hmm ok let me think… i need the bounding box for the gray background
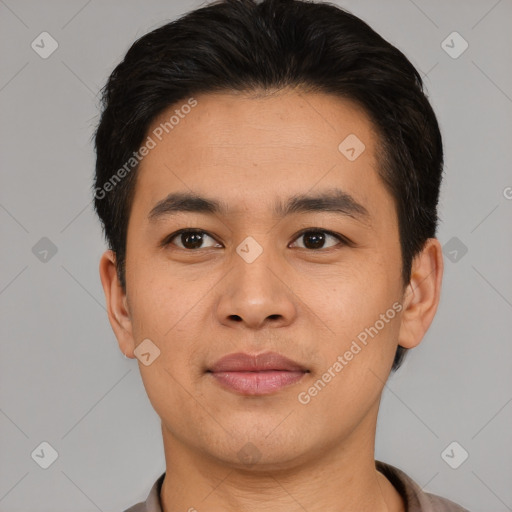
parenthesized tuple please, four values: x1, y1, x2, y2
(1, 0, 511, 511)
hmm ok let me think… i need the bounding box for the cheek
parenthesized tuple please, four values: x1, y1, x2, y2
(130, 277, 203, 415)
(313, 258, 402, 364)
(324, 257, 400, 316)
(127, 266, 210, 371)
(127, 255, 188, 334)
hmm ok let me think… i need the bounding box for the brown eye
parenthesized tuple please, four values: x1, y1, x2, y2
(162, 228, 347, 251)
(165, 230, 220, 250)
(290, 229, 345, 250)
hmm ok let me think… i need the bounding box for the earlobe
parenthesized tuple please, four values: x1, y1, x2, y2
(99, 250, 136, 358)
(397, 238, 444, 350)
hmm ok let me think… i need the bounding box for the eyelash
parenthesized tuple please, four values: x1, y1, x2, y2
(161, 228, 351, 251)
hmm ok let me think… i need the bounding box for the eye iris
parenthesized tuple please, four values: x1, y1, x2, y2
(181, 232, 204, 249)
(303, 231, 325, 249)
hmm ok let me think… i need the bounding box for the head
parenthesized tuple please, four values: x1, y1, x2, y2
(95, 0, 443, 469)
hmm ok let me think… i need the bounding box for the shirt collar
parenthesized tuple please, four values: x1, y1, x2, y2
(143, 471, 165, 512)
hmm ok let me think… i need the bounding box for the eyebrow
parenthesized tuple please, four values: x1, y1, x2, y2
(148, 188, 370, 224)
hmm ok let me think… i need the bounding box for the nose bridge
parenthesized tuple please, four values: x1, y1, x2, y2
(234, 239, 275, 294)
(215, 235, 296, 329)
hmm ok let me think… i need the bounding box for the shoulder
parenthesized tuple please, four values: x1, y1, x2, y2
(122, 503, 146, 512)
(375, 460, 471, 512)
(422, 491, 471, 512)
(121, 472, 166, 512)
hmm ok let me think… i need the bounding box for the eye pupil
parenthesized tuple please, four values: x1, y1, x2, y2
(303, 231, 325, 249)
(182, 232, 204, 249)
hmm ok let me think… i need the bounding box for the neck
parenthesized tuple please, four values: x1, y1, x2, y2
(159, 407, 404, 512)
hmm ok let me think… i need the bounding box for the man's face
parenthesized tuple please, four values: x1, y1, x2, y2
(122, 90, 406, 468)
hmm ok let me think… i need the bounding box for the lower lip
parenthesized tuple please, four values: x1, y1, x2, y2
(210, 370, 307, 395)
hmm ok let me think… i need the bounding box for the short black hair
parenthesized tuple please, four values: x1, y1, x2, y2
(93, 0, 444, 372)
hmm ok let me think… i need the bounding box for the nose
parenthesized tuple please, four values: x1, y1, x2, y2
(214, 245, 297, 330)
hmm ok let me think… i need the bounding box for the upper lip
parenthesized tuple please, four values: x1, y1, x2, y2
(208, 352, 309, 373)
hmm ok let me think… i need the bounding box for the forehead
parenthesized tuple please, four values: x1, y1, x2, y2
(131, 90, 393, 224)
(145, 89, 378, 163)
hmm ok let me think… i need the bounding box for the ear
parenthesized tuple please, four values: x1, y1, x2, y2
(99, 250, 136, 358)
(397, 238, 444, 349)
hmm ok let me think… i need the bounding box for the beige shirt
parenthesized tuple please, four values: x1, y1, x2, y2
(123, 460, 470, 512)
